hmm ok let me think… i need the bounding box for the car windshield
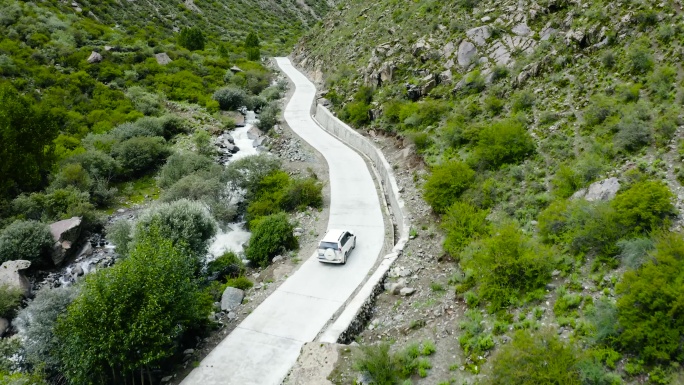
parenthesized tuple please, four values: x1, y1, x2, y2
(319, 241, 338, 249)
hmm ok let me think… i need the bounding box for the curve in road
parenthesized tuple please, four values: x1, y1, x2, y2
(180, 57, 385, 385)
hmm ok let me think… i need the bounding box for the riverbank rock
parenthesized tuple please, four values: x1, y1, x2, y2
(87, 51, 102, 64)
(0, 318, 8, 336)
(0, 260, 31, 297)
(49, 217, 82, 266)
(221, 287, 244, 312)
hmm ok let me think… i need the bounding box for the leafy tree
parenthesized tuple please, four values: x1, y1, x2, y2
(423, 160, 475, 214)
(110, 136, 169, 177)
(463, 223, 553, 311)
(487, 329, 582, 385)
(224, 154, 282, 199)
(56, 227, 212, 384)
(246, 213, 297, 267)
(470, 119, 535, 170)
(157, 152, 216, 189)
(15, 286, 79, 375)
(256, 102, 279, 132)
(0, 285, 23, 319)
(611, 180, 674, 234)
(212, 87, 247, 111)
(0, 220, 55, 265)
(0, 85, 59, 199)
(106, 219, 133, 257)
(245, 32, 260, 61)
(616, 232, 684, 363)
(178, 26, 205, 51)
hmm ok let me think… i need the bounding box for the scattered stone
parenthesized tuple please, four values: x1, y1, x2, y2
(572, 177, 620, 201)
(72, 265, 84, 277)
(272, 255, 285, 263)
(230, 65, 243, 73)
(0, 260, 31, 297)
(466, 26, 491, 46)
(400, 287, 416, 296)
(155, 53, 172, 65)
(385, 278, 406, 295)
(87, 51, 102, 64)
(512, 23, 532, 36)
(183, 349, 195, 355)
(221, 287, 245, 312)
(247, 126, 264, 140)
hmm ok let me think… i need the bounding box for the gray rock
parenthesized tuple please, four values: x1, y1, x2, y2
(247, 126, 264, 140)
(411, 39, 429, 57)
(512, 23, 532, 36)
(155, 53, 172, 65)
(0, 318, 8, 337)
(221, 287, 244, 312)
(385, 278, 407, 295)
(183, 349, 195, 355)
(72, 265, 84, 277)
(466, 26, 491, 46)
(0, 260, 31, 297)
(441, 41, 457, 57)
(87, 51, 102, 64)
(540, 27, 558, 41)
(420, 74, 437, 96)
(76, 242, 93, 260)
(50, 217, 82, 266)
(161, 376, 173, 383)
(230, 66, 243, 73)
(400, 287, 416, 296)
(457, 40, 478, 67)
(573, 177, 620, 202)
(253, 136, 267, 147)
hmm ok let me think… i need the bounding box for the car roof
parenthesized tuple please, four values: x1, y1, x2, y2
(321, 229, 347, 242)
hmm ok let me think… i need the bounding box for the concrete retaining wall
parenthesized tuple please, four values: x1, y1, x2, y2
(315, 105, 410, 344)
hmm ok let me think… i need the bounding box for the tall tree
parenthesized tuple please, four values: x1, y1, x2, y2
(245, 32, 261, 61)
(0, 85, 58, 199)
(178, 27, 205, 51)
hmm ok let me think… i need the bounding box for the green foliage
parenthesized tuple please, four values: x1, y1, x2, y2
(0, 84, 59, 199)
(459, 309, 495, 356)
(281, 176, 324, 211)
(628, 41, 654, 74)
(56, 227, 212, 384)
(106, 219, 133, 257)
(15, 286, 79, 375)
(616, 232, 684, 363)
(423, 161, 475, 214)
(343, 101, 371, 127)
(0, 371, 48, 385)
(587, 298, 620, 346)
(611, 180, 674, 235)
(441, 201, 489, 257)
(0, 284, 23, 318)
(470, 119, 535, 170)
(178, 26, 205, 51)
(161, 174, 236, 223)
(158, 152, 216, 189)
(225, 276, 253, 291)
(584, 95, 618, 128)
(110, 136, 169, 177)
(511, 91, 535, 112)
(136, 199, 217, 262)
(246, 212, 297, 267)
(463, 223, 553, 311)
(0, 220, 55, 265)
(551, 153, 607, 198)
(207, 251, 244, 281)
(354, 341, 435, 384)
(617, 237, 655, 270)
(613, 112, 652, 153)
(213, 87, 247, 111)
(224, 154, 281, 199)
(487, 329, 581, 385)
(256, 101, 279, 132)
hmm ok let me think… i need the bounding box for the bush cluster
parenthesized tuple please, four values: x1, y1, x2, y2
(0, 220, 55, 265)
(246, 213, 297, 267)
(469, 119, 535, 170)
(423, 160, 475, 214)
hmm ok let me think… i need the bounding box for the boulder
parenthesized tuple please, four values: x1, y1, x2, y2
(457, 40, 478, 67)
(247, 126, 264, 140)
(572, 177, 620, 202)
(0, 260, 31, 297)
(230, 66, 243, 73)
(512, 23, 532, 36)
(87, 51, 102, 64)
(400, 287, 416, 296)
(253, 136, 267, 147)
(411, 39, 429, 57)
(441, 41, 457, 57)
(221, 287, 244, 312)
(0, 318, 8, 337)
(155, 53, 172, 65)
(466, 26, 491, 46)
(420, 74, 437, 96)
(49, 217, 82, 266)
(385, 278, 406, 295)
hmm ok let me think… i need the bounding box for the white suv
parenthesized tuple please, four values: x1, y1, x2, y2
(317, 229, 356, 264)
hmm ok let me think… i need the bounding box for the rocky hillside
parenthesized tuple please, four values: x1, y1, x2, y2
(295, 0, 684, 384)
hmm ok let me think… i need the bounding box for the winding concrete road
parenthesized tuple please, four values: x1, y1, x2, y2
(180, 57, 385, 385)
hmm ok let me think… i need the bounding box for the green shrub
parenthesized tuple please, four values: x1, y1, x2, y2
(628, 42, 654, 74)
(487, 329, 581, 385)
(15, 286, 79, 374)
(343, 101, 371, 127)
(56, 227, 212, 384)
(613, 113, 652, 153)
(423, 161, 475, 214)
(470, 119, 535, 170)
(587, 298, 620, 345)
(64, 150, 118, 181)
(441, 201, 489, 257)
(178, 26, 205, 51)
(225, 276, 253, 291)
(158, 152, 216, 188)
(110, 136, 169, 177)
(551, 153, 607, 198)
(207, 251, 244, 281)
(125, 86, 163, 116)
(213, 87, 247, 111)
(256, 102, 279, 132)
(463, 223, 553, 311)
(484, 95, 505, 115)
(0, 285, 23, 318)
(136, 199, 217, 262)
(282, 177, 323, 211)
(246, 212, 297, 267)
(584, 95, 618, 128)
(511, 91, 535, 112)
(11, 187, 97, 225)
(224, 154, 281, 199)
(616, 232, 684, 363)
(611, 180, 674, 234)
(161, 174, 236, 223)
(0, 220, 55, 265)
(617, 237, 655, 270)
(354, 343, 400, 385)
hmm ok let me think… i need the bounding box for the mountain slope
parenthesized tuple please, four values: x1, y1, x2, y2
(295, 0, 684, 383)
